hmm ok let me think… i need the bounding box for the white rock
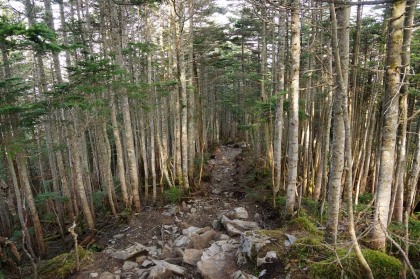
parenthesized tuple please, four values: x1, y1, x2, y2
(191, 208, 197, 213)
(182, 226, 201, 236)
(122, 261, 138, 271)
(113, 234, 125, 240)
(152, 260, 187, 275)
(89, 272, 99, 278)
(172, 235, 191, 248)
(141, 259, 154, 268)
(111, 243, 149, 260)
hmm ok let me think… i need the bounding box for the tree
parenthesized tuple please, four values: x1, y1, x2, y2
(371, 0, 406, 251)
(285, 0, 301, 217)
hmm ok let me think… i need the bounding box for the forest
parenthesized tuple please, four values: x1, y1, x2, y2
(0, 0, 420, 278)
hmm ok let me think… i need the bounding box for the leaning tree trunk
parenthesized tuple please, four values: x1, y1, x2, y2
(330, 3, 373, 277)
(371, 0, 406, 251)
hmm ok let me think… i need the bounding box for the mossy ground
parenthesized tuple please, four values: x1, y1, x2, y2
(39, 247, 92, 279)
(309, 248, 403, 279)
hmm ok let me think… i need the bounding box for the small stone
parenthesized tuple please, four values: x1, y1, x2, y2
(89, 272, 99, 278)
(123, 261, 138, 271)
(152, 236, 158, 240)
(212, 189, 222, 195)
(229, 207, 248, 219)
(212, 219, 221, 230)
(219, 234, 230, 240)
(99, 272, 114, 279)
(113, 234, 125, 240)
(191, 208, 197, 214)
(141, 259, 154, 268)
(136, 255, 147, 264)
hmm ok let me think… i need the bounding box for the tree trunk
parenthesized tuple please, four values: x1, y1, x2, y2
(371, 0, 406, 251)
(285, 0, 301, 217)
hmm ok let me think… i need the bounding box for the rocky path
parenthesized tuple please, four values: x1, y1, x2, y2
(73, 145, 280, 279)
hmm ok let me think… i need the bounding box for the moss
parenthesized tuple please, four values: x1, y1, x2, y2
(254, 230, 286, 259)
(309, 249, 403, 279)
(288, 216, 321, 235)
(39, 247, 92, 279)
(289, 236, 324, 261)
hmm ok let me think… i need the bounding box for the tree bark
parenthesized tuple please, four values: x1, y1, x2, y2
(371, 0, 406, 251)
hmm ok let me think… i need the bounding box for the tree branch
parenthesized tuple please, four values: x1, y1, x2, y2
(315, 0, 394, 5)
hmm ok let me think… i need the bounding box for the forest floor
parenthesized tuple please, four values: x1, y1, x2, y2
(67, 144, 282, 279)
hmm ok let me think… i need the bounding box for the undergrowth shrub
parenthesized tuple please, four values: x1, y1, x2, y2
(164, 187, 183, 204)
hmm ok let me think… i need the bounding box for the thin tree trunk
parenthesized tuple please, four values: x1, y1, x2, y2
(285, 0, 301, 217)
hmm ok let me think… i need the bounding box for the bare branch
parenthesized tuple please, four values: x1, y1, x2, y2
(315, 0, 394, 5)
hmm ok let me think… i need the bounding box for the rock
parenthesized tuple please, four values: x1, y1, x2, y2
(197, 239, 240, 279)
(148, 265, 173, 279)
(163, 257, 183, 265)
(90, 272, 99, 278)
(231, 270, 258, 279)
(219, 234, 230, 240)
(113, 234, 125, 240)
(163, 205, 180, 216)
(191, 208, 197, 214)
(191, 229, 217, 249)
(141, 259, 154, 268)
(152, 260, 186, 275)
(221, 216, 260, 236)
(212, 219, 221, 230)
(237, 231, 272, 265)
(256, 251, 277, 267)
(136, 255, 147, 264)
(111, 243, 149, 260)
(225, 223, 243, 237)
(134, 268, 149, 279)
(123, 261, 138, 271)
(172, 235, 191, 248)
(284, 234, 296, 247)
(212, 189, 222, 195)
(183, 249, 204, 266)
(99, 272, 115, 279)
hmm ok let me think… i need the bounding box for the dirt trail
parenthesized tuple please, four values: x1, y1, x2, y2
(71, 144, 274, 279)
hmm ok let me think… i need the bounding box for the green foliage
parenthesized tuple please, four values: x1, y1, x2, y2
(0, 16, 60, 53)
(39, 247, 92, 278)
(309, 249, 403, 279)
(92, 191, 107, 210)
(35, 191, 58, 206)
(0, 269, 4, 279)
(358, 192, 373, 204)
(164, 187, 183, 204)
